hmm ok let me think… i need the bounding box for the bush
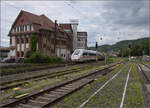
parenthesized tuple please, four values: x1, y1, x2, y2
(24, 52, 62, 64)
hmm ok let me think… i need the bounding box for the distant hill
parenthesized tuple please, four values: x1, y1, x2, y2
(88, 37, 149, 52)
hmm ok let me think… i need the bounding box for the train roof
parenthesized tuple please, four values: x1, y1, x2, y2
(74, 49, 102, 55)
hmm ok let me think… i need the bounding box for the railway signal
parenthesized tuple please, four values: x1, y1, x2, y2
(95, 42, 98, 50)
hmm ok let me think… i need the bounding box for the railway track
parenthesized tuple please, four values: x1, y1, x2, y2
(0, 62, 76, 76)
(0, 62, 121, 108)
(138, 63, 150, 83)
(0, 62, 107, 91)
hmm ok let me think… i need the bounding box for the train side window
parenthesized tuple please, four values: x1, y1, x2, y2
(83, 52, 87, 56)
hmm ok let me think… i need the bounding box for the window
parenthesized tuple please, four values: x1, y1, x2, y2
(83, 52, 88, 56)
(27, 25, 30, 31)
(17, 38, 20, 44)
(21, 38, 24, 43)
(89, 53, 96, 56)
(20, 26, 23, 32)
(17, 27, 19, 32)
(25, 25, 27, 31)
(14, 28, 16, 33)
(30, 25, 32, 31)
(23, 26, 25, 32)
(19, 26, 21, 32)
(31, 25, 34, 31)
(43, 44, 46, 48)
(74, 50, 80, 55)
(21, 52, 24, 57)
(26, 37, 28, 43)
(17, 52, 19, 57)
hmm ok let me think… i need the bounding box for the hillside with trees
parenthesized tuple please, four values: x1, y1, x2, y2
(88, 37, 150, 57)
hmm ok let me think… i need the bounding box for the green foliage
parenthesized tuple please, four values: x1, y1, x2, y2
(24, 52, 62, 63)
(131, 45, 142, 56)
(143, 39, 149, 55)
(30, 34, 38, 55)
(118, 39, 150, 57)
(88, 37, 149, 53)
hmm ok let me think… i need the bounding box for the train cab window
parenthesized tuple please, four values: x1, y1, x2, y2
(74, 50, 80, 55)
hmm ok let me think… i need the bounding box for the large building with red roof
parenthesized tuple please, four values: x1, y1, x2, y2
(8, 10, 87, 60)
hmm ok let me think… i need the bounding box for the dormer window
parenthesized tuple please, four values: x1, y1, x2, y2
(24, 25, 26, 31)
(30, 25, 34, 31)
(27, 25, 30, 31)
(17, 27, 19, 32)
(25, 25, 27, 31)
(14, 27, 16, 33)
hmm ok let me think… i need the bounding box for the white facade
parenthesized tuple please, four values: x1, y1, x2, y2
(26, 43, 29, 48)
(71, 23, 78, 51)
(56, 48, 71, 60)
(10, 49, 16, 57)
(17, 44, 20, 51)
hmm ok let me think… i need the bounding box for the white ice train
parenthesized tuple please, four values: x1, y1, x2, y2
(71, 49, 104, 62)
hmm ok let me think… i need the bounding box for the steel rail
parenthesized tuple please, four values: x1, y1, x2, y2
(0, 62, 122, 108)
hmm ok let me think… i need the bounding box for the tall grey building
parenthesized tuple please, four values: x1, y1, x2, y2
(70, 19, 78, 51)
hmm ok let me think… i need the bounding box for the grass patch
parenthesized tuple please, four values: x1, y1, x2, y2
(53, 63, 126, 108)
(123, 64, 145, 108)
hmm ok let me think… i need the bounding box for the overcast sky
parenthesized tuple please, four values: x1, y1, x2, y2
(1, 0, 150, 47)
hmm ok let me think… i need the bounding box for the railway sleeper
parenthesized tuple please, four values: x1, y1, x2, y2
(18, 103, 37, 108)
(60, 86, 76, 90)
(55, 89, 71, 93)
(36, 96, 53, 102)
(50, 91, 66, 96)
(23, 99, 49, 107)
(43, 93, 60, 98)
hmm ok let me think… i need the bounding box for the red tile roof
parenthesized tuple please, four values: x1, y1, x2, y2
(21, 10, 68, 38)
(22, 11, 55, 31)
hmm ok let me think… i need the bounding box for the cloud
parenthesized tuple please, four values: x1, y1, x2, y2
(1, 0, 149, 47)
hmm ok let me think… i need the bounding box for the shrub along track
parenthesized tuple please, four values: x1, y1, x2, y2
(0, 62, 106, 91)
(0, 62, 122, 108)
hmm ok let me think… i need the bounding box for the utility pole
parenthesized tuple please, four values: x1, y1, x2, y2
(54, 20, 57, 56)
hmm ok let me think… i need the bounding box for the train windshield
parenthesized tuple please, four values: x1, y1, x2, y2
(74, 50, 80, 55)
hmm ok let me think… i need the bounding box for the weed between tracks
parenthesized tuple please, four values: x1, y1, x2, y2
(52, 64, 125, 108)
(123, 64, 145, 108)
(0, 62, 104, 104)
(53, 63, 145, 108)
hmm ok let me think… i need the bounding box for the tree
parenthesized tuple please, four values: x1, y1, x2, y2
(131, 45, 142, 56)
(142, 40, 149, 55)
(30, 34, 38, 55)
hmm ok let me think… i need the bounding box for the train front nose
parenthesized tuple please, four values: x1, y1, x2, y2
(71, 55, 79, 61)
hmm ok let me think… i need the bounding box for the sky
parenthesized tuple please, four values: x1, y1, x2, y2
(1, 0, 150, 47)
